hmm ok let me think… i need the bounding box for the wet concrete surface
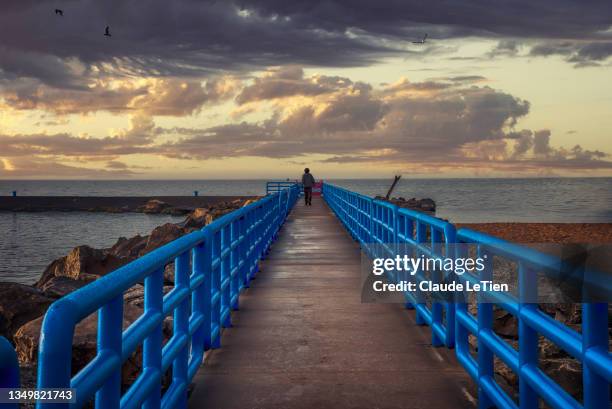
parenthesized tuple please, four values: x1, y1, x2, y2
(189, 196, 475, 409)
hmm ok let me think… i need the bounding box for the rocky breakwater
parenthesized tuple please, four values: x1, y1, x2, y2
(374, 196, 436, 214)
(483, 303, 612, 402)
(0, 197, 258, 389)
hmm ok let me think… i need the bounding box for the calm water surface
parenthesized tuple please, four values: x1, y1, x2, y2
(0, 212, 182, 284)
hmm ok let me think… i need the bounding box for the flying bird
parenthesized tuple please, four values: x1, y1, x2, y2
(104, 26, 111, 37)
(412, 33, 428, 44)
(54, 9, 63, 16)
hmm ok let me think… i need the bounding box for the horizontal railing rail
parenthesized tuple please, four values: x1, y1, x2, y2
(33, 185, 300, 409)
(266, 181, 301, 195)
(455, 228, 611, 409)
(322, 182, 611, 409)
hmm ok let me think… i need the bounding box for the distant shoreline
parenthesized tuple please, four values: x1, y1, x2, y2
(0, 196, 256, 213)
(459, 223, 612, 243)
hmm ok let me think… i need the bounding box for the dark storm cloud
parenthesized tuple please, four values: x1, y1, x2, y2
(1, 0, 611, 88)
(487, 40, 522, 58)
(530, 41, 612, 65)
(242, 1, 612, 38)
(0, 0, 396, 87)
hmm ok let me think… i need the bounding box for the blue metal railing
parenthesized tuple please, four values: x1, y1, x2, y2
(323, 182, 456, 347)
(266, 181, 301, 195)
(455, 229, 611, 409)
(322, 182, 611, 409)
(0, 336, 20, 409)
(31, 185, 299, 409)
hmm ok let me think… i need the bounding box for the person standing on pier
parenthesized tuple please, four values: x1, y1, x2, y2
(302, 168, 315, 206)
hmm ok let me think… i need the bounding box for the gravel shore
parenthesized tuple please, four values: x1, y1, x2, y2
(458, 223, 612, 243)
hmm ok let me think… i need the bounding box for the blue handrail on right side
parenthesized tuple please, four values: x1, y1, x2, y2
(322, 182, 456, 348)
(322, 182, 611, 409)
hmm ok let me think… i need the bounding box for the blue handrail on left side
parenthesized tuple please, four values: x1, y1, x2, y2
(0, 336, 20, 409)
(34, 185, 299, 409)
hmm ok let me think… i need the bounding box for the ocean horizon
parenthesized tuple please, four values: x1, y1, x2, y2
(1, 177, 610, 284)
(1, 177, 611, 222)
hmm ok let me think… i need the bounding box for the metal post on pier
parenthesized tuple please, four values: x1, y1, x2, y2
(11, 191, 17, 197)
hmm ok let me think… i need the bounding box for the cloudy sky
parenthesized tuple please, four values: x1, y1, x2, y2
(1, 0, 611, 179)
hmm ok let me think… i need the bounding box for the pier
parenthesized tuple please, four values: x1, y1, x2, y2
(188, 195, 473, 408)
(0, 182, 610, 409)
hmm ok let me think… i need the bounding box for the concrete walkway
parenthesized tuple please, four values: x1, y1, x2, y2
(189, 196, 475, 409)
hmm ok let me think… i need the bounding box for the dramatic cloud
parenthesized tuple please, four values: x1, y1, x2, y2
(530, 40, 612, 66)
(0, 114, 157, 158)
(1, 76, 239, 115)
(236, 66, 352, 105)
(0, 157, 136, 178)
(1, 0, 611, 89)
(1, 68, 610, 177)
(153, 71, 611, 172)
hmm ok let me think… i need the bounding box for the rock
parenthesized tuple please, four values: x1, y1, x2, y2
(374, 196, 436, 214)
(242, 198, 258, 207)
(493, 310, 518, 340)
(183, 208, 212, 229)
(494, 355, 518, 390)
(541, 303, 582, 325)
(137, 199, 171, 214)
(161, 207, 191, 216)
(123, 285, 145, 307)
(0, 283, 53, 342)
(18, 363, 37, 390)
(540, 358, 582, 399)
(124, 285, 173, 308)
(140, 223, 185, 256)
(418, 198, 436, 212)
(163, 263, 175, 284)
(109, 235, 148, 260)
(36, 245, 123, 288)
(38, 275, 98, 299)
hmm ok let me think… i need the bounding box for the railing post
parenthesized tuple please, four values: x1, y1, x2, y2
(430, 229, 443, 347)
(143, 267, 164, 409)
(414, 221, 427, 325)
(518, 262, 538, 409)
(0, 336, 19, 409)
(404, 215, 415, 310)
(212, 231, 222, 348)
(476, 246, 494, 409)
(96, 295, 123, 409)
(37, 301, 76, 409)
(582, 302, 609, 408)
(443, 225, 456, 348)
(221, 225, 232, 328)
(202, 231, 213, 350)
(454, 240, 471, 371)
(190, 242, 207, 373)
(231, 218, 240, 310)
(173, 252, 191, 409)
